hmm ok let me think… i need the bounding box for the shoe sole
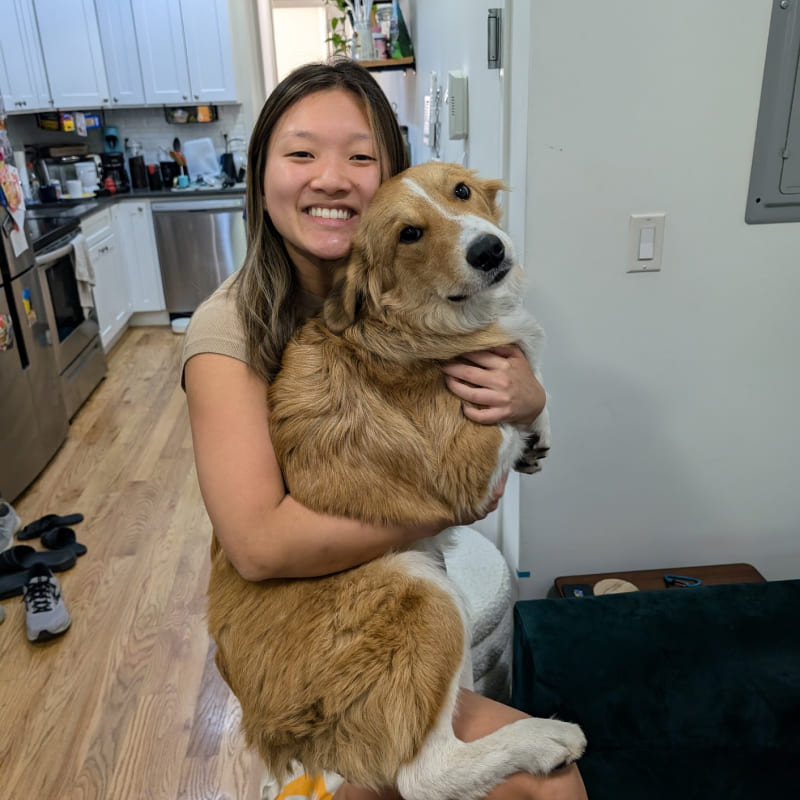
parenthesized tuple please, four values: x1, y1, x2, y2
(27, 617, 71, 642)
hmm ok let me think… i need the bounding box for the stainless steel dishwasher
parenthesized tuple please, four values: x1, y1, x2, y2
(151, 196, 246, 316)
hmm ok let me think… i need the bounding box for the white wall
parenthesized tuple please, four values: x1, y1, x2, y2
(516, 1, 800, 597)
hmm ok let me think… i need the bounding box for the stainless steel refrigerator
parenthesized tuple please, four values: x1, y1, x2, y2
(0, 210, 69, 502)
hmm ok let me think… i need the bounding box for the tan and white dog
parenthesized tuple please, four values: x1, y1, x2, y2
(207, 162, 585, 800)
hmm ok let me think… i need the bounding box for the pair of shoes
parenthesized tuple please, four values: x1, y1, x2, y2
(17, 513, 83, 541)
(0, 501, 22, 552)
(23, 564, 71, 642)
(0, 540, 80, 601)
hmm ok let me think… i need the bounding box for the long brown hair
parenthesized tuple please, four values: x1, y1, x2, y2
(235, 58, 409, 382)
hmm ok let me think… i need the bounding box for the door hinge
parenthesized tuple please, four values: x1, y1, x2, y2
(488, 8, 503, 69)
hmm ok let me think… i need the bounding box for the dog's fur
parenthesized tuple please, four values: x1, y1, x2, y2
(207, 162, 586, 800)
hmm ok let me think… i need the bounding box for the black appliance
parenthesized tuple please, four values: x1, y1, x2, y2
(100, 152, 130, 194)
(0, 209, 69, 501)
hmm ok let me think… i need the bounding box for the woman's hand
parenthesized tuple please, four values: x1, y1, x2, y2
(442, 344, 545, 427)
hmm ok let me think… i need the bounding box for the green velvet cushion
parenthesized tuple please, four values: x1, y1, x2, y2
(512, 579, 800, 799)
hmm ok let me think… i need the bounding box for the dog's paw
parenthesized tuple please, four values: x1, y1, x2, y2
(511, 717, 587, 774)
(514, 408, 551, 475)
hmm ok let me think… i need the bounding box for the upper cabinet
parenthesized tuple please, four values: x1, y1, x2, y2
(132, 0, 237, 105)
(0, 0, 236, 114)
(0, 0, 52, 112)
(34, 0, 110, 110)
(95, 0, 146, 106)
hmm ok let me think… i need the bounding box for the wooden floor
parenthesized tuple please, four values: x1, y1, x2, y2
(0, 327, 260, 800)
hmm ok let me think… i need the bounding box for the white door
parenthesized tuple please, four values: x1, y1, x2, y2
(0, 0, 51, 112)
(34, 0, 110, 109)
(96, 0, 146, 106)
(181, 0, 237, 102)
(410, 0, 506, 179)
(411, 1, 533, 574)
(131, 0, 191, 104)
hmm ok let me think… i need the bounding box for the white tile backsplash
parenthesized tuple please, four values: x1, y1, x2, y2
(5, 104, 249, 170)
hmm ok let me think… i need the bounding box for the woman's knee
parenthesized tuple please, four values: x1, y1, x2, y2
(484, 764, 588, 800)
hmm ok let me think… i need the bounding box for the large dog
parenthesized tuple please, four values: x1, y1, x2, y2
(207, 162, 586, 800)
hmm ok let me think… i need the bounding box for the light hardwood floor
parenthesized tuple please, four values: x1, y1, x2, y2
(0, 327, 260, 800)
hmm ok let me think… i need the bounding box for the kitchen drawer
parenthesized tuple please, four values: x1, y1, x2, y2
(82, 207, 113, 247)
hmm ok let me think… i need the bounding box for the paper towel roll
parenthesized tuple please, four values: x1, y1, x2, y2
(13, 151, 31, 202)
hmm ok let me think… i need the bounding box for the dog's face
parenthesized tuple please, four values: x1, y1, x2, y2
(324, 162, 519, 334)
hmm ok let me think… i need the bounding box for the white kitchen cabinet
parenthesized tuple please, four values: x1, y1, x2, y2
(112, 201, 166, 313)
(181, 0, 237, 103)
(84, 209, 131, 351)
(132, 0, 237, 105)
(0, 0, 52, 113)
(34, 0, 110, 110)
(95, 0, 146, 107)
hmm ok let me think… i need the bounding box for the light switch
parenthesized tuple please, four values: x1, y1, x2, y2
(638, 226, 655, 260)
(628, 213, 665, 273)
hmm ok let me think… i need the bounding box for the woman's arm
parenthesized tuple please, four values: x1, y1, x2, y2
(442, 344, 546, 427)
(186, 352, 478, 581)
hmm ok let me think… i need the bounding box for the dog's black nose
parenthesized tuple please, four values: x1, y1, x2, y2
(466, 234, 505, 272)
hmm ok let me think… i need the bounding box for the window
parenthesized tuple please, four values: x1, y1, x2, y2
(746, 0, 800, 224)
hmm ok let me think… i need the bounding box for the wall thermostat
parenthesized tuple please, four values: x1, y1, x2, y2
(447, 70, 468, 140)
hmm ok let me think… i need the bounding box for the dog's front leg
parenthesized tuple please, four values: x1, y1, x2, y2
(514, 400, 551, 475)
(395, 675, 585, 800)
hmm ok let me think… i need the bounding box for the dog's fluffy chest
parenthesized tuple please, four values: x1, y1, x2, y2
(267, 319, 523, 527)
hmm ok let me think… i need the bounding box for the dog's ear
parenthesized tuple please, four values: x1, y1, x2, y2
(323, 218, 391, 334)
(323, 262, 365, 334)
(479, 176, 508, 224)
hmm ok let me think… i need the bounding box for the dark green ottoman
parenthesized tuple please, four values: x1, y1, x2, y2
(512, 579, 800, 799)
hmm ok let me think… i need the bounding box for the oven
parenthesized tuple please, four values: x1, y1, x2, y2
(35, 229, 107, 419)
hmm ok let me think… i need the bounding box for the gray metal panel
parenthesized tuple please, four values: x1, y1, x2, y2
(152, 204, 247, 315)
(745, 0, 800, 223)
(780, 54, 800, 193)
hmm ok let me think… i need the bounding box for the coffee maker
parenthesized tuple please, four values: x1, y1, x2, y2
(100, 152, 130, 194)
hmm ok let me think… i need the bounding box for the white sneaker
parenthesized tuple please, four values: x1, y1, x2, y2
(23, 563, 71, 642)
(0, 500, 21, 552)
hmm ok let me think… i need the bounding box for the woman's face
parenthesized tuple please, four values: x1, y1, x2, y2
(263, 88, 382, 293)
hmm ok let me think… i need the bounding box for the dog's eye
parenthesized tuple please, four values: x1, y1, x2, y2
(399, 226, 423, 243)
(454, 183, 471, 200)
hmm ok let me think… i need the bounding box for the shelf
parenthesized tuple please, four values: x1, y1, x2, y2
(360, 56, 415, 72)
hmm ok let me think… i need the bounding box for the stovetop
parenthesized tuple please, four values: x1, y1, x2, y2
(24, 214, 81, 253)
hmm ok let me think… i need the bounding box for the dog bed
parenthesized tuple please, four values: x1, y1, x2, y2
(444, 526, 513, 701)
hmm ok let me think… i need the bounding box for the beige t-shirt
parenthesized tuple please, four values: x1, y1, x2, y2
(181, 272, 247, 379)
(181, 272, 323, 384)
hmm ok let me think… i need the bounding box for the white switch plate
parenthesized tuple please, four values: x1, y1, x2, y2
(627, 213, 665, 272)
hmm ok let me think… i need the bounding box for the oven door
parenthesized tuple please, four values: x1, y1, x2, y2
(35, 236, 99, 373)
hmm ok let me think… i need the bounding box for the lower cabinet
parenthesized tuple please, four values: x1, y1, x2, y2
(84, 208, 131, 351)
(90, 231, 131, 350)
(112, 200, 166, 313)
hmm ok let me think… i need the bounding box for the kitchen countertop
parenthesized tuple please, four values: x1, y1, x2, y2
(27, 182, 246, 213)
(24, 184, 246, 250)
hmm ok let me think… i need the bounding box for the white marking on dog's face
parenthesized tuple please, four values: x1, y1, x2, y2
(402, 177, 514, 259)
(396, 176, 517, 305)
